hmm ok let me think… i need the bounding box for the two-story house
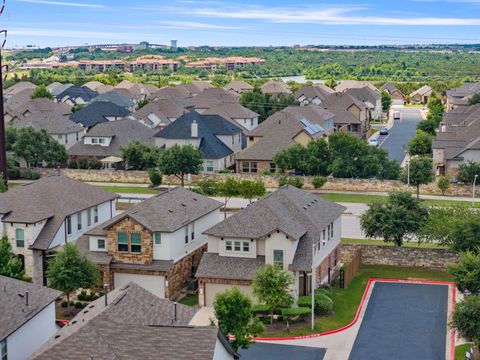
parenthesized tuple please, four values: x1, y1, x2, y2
(0, 175, 118, 285)
(224, 80, 254, 96)
(155, 112, 243, 172)
(294, 85, 334, 106)
(78, 187, 223, 300)
(196, 185, 346, 306)
(344, 86, 382, 121)
(55, 85, 98, 106)
(69, 101, 132, 129)
(381, 82, 405, 105)
(131, 98, 188, 129)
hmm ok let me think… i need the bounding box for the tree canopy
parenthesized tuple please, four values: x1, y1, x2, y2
(157, 144, 203, 186)
(0, 236, 24, 280)
(121, 140, 161, 170)
(458, 161, 480, 185)
(407, 130, 434, 156)
(381, 90, 392, 112)
(449, 251, 480, 294)
(240, 88, 297, 123)
(31, 85, 53, 100)
(452, 295, 480, 344)
(403, 157, 434, 198)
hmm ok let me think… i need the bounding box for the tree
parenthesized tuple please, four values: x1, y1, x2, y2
(47, 243, 99, 307)
(407, 130, 434, 156)
(218, 177, 241, 218)
(451, 296, 480, 347)
(437, 175, 450, 195)
(403, 157, 433, 198)
(361, 191, 428, 246)
(121, 140, 161, 170)
(458, 161, 480, 185)
(147, 168, 162, 187)
(213, 287, 264, 350)
(158, 144, 203, 186)
(31, 85, 53, 100)
(381, 90, 392, 112)
(449, 251, 480, 293)
(324, 78, 337, 89)
(137, 98, 149, 109)
(238, 179, 266, 204)
(71, 104, 84, 113)
(304, 139, 331, 176)
(252, 264, 294, 323)
(417, 113, 442, 136)
(469, 92, 480, 106)
(273, 144, 307, 174)
(0, 236, 24, 280)
(0, 173, 6, 193)
(312, 176, 327, 189)
(427, 96, 444, 117)
(193, 179, 219, 196)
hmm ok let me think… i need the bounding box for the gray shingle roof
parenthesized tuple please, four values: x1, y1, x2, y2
(196, 253, 265, 280)
(294, 85, 334, 102)
(381, 82, 403, 96)
(224, 80, 254, 94)
(260, 80, 291, 95)
(132, 98, 187, 124)
(76, 235, 112, 265)
(89, 91, 134, 108)
(10, 113, 84, 135)
(69, 102, 131, 128)
(0, 175, 118, 250)
(345, 86, 380, 108)
(203, 102, 259, 120)
(50, 84, 73, 97)
(55, 86, 98, 103)
(322, 92, 368, 111)
(12, 98, 71, 117)
(410, 85, 433, 98)
(4, 81, 37, 97)
(0, 275, 61, 341)
(5, 88, 36, 110)
(190, 88, 238, 109)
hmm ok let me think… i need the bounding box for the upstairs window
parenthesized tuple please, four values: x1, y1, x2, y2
(185, 227, 189, 244)
(77, 213, 82, 231)
(87, 208, 92, 227)
(273, 250, 284, 268)
(226, 240, 232, 251)
(242, 241, 250, 252)
(117, 232, 128, 252)
(0, 339, 7, 360)
(234, 241, 241, 252)
(93, 206, 98, 223)
(99, 138, 105, 144)
(67, 216, 72, 235)
(154, 232, 161, 245)
(330, 222, 334, 237)
(130, 233, 141, 253)
(206, 161, 214, 172)
(191, 222, 195, 241)
(97, 239, 106, 250)
(15, 228, 25, 248)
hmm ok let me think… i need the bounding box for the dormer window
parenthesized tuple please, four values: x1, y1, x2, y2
(16, 228, 25, 248)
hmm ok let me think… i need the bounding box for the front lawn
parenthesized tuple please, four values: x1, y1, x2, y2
(341, 237, 448, 249)
(96, 185, 160, 195)
(262, 265, 454, 338)
(455, 343, 472, 360)
(179, 294, 198, 307)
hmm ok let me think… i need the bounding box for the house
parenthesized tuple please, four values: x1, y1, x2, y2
(381, 82, 405, 105)
(178, 81, 214, 97)
(46, 82, 62, 94)
(55, 85, 98, 106)
(410, 85, 433, 104)
(83, 81, 106, 92)
(0, 175, 117, 285)
(260, 80, 291, 97)
(5, 98, 71, 123)
(335, 80, 379, 93)
(185, 56, 264, 72)
(189, 88, 238, 113)
(0, 276, 61, 360)
(446, 82, 480, 110)
(196, 185, 346, 306)
(203, 102, 260, 132)
(224, 80, 254, 96)
(68, 119, 156, 168)
(4, 81, 36, 99)
(69, 101, 131, 128)
(321, 92, 370, 137)
(5, 88, 36, 112)
(31, 282, 238, 360)
(155, 112, 243, 172)
(236, 105, 334, 174)
(78, 187, 223, 299)
(88, 90, 135, 111)
(148, 86, 193, 108)
(49, 83, 73, 98)
(294, 85, 334, 106)
(344, 86, 382, 120)
(131, 98, 188, 129)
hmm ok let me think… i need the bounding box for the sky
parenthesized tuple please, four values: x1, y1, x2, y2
(2, 0, 480, 48)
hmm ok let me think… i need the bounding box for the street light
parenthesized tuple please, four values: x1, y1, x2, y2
(472, 174, 478, 207)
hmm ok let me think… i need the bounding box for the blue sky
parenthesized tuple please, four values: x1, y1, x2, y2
(2, 0, 480, 47)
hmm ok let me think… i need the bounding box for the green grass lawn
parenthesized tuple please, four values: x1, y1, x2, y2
(455, 343, 472, 360)
(96, 185, 160, 195)
(341, 237, 448, 249)
(179, 294, 198, 307)
(263, 265, 453, 337)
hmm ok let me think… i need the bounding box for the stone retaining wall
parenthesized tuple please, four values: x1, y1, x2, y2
(341, 244, 459, 271)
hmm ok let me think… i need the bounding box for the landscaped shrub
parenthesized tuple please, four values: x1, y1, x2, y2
(74, 301, 87, 309)
(315, 287, 333, 299)
(314, 294, 333, 315)
(311, 176, 327, 189)
(217, 168, 232, 174)
(67, 160, 78, 169)
(22, 169, 41, 180)
(61, 300, 68, 308)
(280, 307, 311, 318)
(78, 159, 89, 169)
(88, 160, 102, 169)
(194, 179, 219, 196)
(148, 168, 162, 187)
(297, 296, 311, 308)
(251, 303, 271, 315)
(78, 290, 88, 301)
(278, 175, 304, 189)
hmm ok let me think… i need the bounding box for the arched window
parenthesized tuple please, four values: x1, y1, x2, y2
(15, 229, 25, 248)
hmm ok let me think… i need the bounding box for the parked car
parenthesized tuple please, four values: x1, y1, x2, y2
(368, 138, 379, 147)
(393, 111, 401, 120)
(380, 127, 389, 135)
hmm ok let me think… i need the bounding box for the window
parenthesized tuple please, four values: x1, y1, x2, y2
(206, 160, 214, 172)
(87, 208, 92, 227)
(99, 138, 105, 144)
(15, 228, 25, 248)
(273, 250, 284, 268)
(191, 222, 195, 240)
(77, 213, 82, 231)
(76, 132, 79, 141)
(92, 138, 98, 144)
(234, 241, 241, 251)
(67, 216, 72, 235)
(322, 229, 326, 240)
(242, 161, 250, 173)
(231, 135, 234, 144)
(185, 227, 189, 244)
(130, 233, 141, 253)
(1, 339, 6, 360)
(154, 232, 161, 245)
(226, 240, 232, 251)
(269, 163, 276, 173)
(242, 241, 250, 252)
(93, 206, 98, 223)
(330, 222, 334, 237)
(117, 232, 128, 252)
(97, 239, 105, 250)
(250, 162, 258, 173)
(57, 134, 63, 140)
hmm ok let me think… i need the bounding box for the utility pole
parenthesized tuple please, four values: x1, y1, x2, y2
(0, 28, 7, 189)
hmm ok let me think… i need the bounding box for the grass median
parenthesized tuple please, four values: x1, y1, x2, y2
(341, 237, 448, 249)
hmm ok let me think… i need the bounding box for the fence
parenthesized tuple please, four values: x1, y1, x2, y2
(340, 248, 361, 289)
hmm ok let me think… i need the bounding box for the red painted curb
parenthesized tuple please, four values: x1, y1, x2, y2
(254, 277, 456, 355)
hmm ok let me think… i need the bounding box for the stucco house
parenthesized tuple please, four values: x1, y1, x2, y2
(78, 187, 223, 300)
(196, 186, 346, 307)
(0, 276, 61, 360)
(31, 282, 238, 360)
(0, 176, 118, 285)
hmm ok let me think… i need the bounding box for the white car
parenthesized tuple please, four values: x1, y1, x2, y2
(368, 138, 379, 147)
(393, 111, 401, 120)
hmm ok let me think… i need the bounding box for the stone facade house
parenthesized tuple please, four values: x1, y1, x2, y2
(79, 187, 222, 300)
(446, 82, 480, 111)
(196, 186, 345, 307)
(344, 86, 382, 121)
(69, 101, 131, 129)
(409, 85, 433, 104)
(294, 84, 334, 106)
(0, 175, 117, 285)
(381, 82, 405, 105)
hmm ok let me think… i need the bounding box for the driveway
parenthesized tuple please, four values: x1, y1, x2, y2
(377, 108, 423, 163)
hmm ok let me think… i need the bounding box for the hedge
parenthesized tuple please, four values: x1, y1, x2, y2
(280, 307, 311, 317)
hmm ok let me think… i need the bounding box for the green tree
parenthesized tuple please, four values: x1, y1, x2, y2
(469, 93, 480, 106)
(71, 104, 84, 113)
(31, 85, 53, 100)
(47, 243, 99, 307)
(238, 179, 266, 204)
(311, 176, 327, 189)
(361, 191, 428, 246)
(0, 236, 25, 280)
(305, 139, 331, 176)
(458, 161, 480, 185)
(427, 96, 444, 117)
(381, 90, 392, 112)
(449, 251, 480, 293)
(273, 144, 308, 174)
(158, 144, 203, 186)
(252, 264, 294, 323)
(213, 287, 264, 350)
(147, 168, 162, 187)
(407, 130, 434, 156)
(417, 113, 442, 135)
(278, 175, 304, 188)
(0, 173, 6, 193)
(437, 175, 450, 195)
(403, 157, 434, 198)
(6, 127, 17, 151)
(324, 78, 337, 89)
(121, 140, 161, 170)
(193, 179, 220, 196)
(137, 98, 149, 109)
(218, 177, 241, 218)
(452, 296, 480, 348)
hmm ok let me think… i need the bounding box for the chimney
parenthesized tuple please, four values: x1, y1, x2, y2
(25, 291, 29, 306)
(191, 120, 198, 138)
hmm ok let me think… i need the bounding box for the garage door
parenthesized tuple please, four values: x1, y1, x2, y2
(205, 283, 254, 307)
(114, 273, 165, 298)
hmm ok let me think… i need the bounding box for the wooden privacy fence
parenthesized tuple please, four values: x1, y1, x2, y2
(340, 248, 362, 289)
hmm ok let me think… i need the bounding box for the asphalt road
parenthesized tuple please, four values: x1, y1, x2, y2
(377, 108, 423, 163)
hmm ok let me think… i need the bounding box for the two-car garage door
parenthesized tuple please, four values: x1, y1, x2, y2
(114, 273, 165, 299)
(204, 283, 254, 307)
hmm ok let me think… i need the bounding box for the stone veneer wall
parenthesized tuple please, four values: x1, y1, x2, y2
(34, 168, 474, 197)
(340, 244, 459, 271)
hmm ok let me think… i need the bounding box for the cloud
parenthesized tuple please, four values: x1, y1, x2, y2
(15, 0, 106, 8)
(8, 27, 142, 40)
(157, 21, 240, 30)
